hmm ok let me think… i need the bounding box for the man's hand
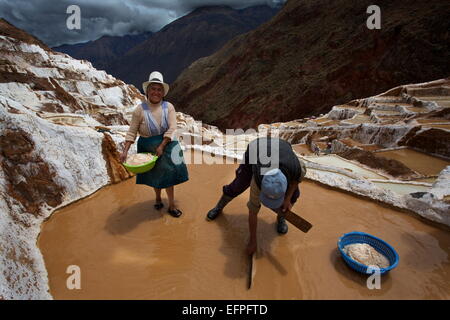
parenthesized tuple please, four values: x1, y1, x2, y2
(281, 198, 293, 213)
(246, 240, 257, 256)
(281, 181, 298, 212)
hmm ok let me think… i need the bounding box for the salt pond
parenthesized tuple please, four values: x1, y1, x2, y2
(305, 155, 388, 180)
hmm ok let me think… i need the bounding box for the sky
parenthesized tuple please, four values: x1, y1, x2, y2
(0, 0, 286, 47)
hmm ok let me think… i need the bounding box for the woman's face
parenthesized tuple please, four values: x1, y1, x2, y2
(147, 83, 164, 104)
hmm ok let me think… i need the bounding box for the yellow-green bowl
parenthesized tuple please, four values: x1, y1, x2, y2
(123, 153, 158, 174)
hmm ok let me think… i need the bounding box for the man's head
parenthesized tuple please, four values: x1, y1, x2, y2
(259, 168, 287, 209)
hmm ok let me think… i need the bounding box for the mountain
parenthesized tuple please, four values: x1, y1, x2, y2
(51, 5, 279, 88)
(167, 0, 450, 130)
(107, 5, 280, 87)
(53, 32, 153, 71)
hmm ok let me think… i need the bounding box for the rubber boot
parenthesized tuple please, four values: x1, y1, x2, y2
(206, 194, 233, 221)
(277, 215, 288, 234)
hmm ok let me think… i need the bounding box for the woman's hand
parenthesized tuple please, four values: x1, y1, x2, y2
(156, 137, 171, 157)
(120, 150, 128, 163)
(156, 144, 164, 157)
(120, 141, 132, 163)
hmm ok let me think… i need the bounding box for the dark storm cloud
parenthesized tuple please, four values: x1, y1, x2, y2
(0, 0, 286, 47)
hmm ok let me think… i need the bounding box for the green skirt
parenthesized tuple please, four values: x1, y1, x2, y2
(136, 135, 189, 189)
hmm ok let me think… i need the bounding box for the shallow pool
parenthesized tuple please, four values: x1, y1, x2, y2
(38, 160, 450, 299)
(372, 181, 431, 196)
(375, 148, 449, 176)
(306, 155, 388, 180)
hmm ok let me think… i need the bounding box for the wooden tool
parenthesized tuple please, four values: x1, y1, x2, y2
(247, 253, 255, 290)
(246, 210, 311, 289)
(279, 209, 313, 233)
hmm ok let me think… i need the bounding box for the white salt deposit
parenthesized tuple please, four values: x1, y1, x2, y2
(126, 153, 155, 166)
(0, 33, 144, 299)
(96, 86, 125, 108)
(343, 243, 390, 269)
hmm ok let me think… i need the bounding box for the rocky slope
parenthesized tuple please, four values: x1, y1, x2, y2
(0, 19, 143, 299)
(168, 0, 450, 130)
(262, 78, 450, 159)
(259, 78, 450, 225)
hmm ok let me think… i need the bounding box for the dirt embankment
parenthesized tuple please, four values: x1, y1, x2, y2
(400, 128, 450, 159)
(0, 129, 65, 222)
(101, 133, 134, 184)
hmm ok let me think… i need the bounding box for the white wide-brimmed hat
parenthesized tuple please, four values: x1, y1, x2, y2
(142, 71, 169, 96)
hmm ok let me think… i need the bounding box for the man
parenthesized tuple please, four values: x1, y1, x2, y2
(206, 137, 306, 255)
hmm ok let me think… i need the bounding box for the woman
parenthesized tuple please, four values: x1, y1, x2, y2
(120, 71, 189, 217)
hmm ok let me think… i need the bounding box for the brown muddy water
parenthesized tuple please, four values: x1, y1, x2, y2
(38, 152, 450, 299)
(292, 144, 313, 156)
(375, 148, 450, 176)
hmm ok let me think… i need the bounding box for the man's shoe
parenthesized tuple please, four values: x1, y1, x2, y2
(277, 216, 288, 234)
(207, 207, 222, 220)
(168, 208, 182, 218)
(206, 194, 233, 220)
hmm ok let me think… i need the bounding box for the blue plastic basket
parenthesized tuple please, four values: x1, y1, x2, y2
(338, 231, 399, 275)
